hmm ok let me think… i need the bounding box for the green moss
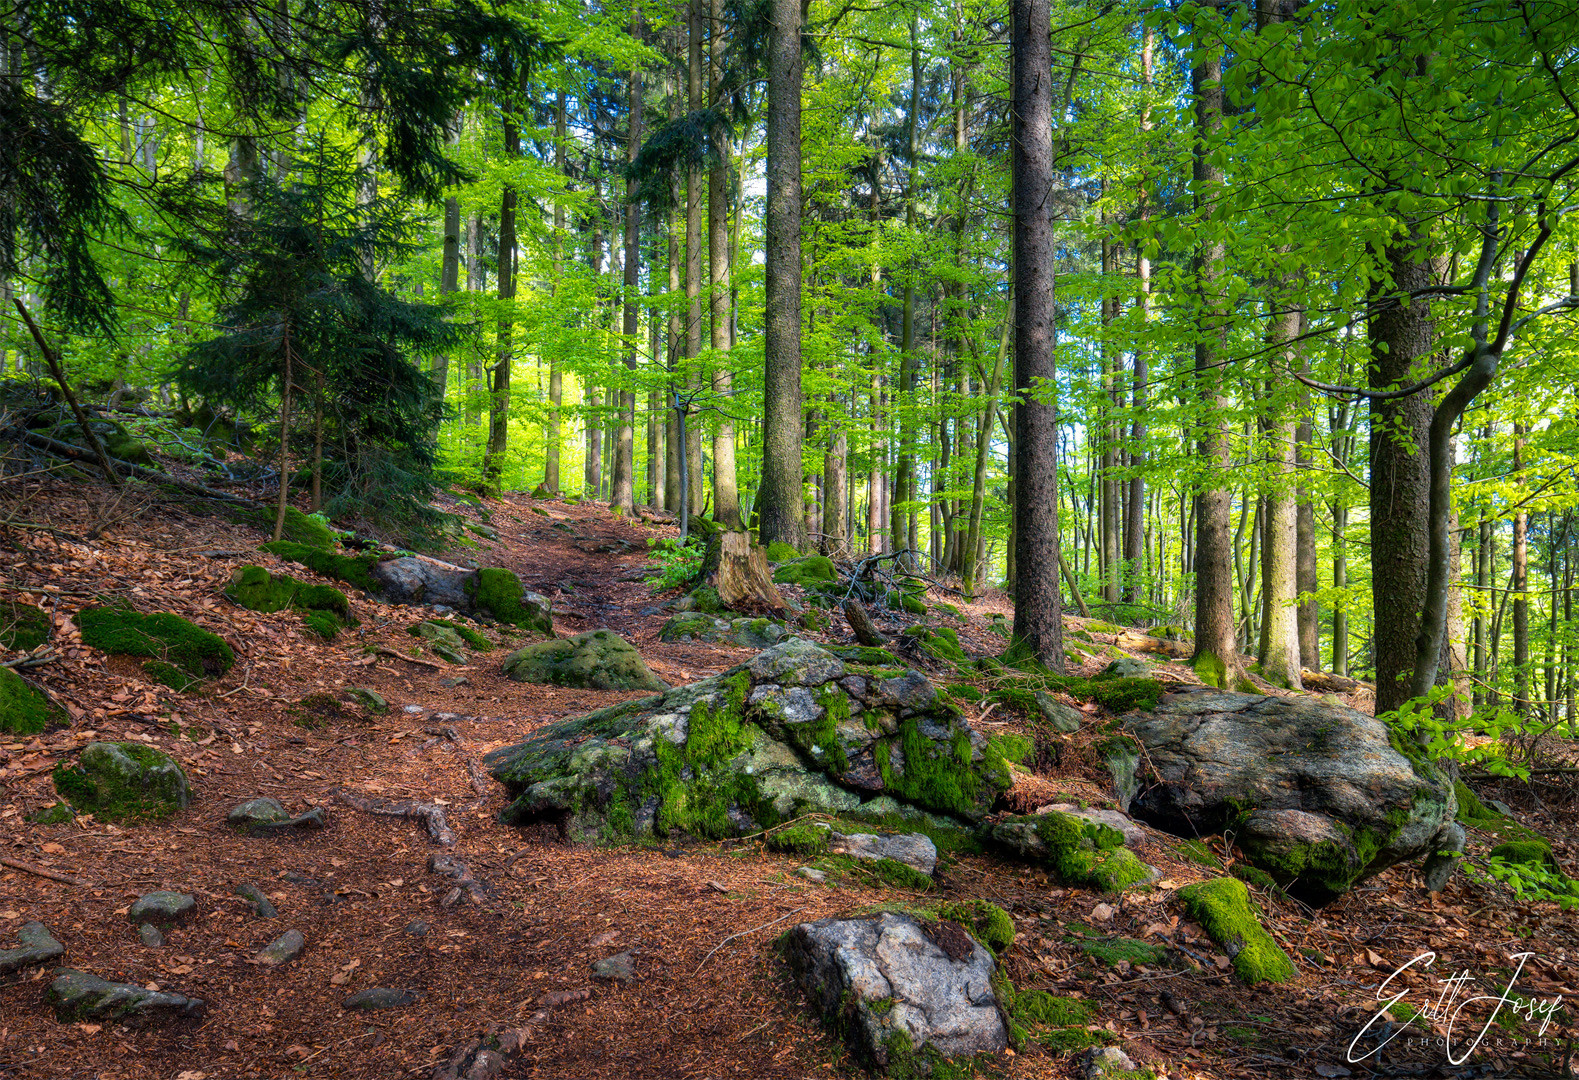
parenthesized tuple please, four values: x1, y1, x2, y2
(647, 673, 778, 840)
(1192, 650, 1228, 689)
(827, 645, 902, 666)
(870, 857, 933, 890)
(772, 555, 839, 586)
(466, 567, 552, 635)
(78, 604, 234, 684)
(942, 683, 985, 704)
(1065, 926, 1169, 967)
(885, 589, 929, 616)
(0, 602, 49, 652)
(26, 802, 74, 824)
(142, 660, 199, 692)
(1488, 839, 1559, 871)
(302, 611, 341, 640)
(902, 625, 968, 664)
(258, 540, 381, 592)
(1232, 863, 1278, 890)
(0, 666, 66, 734)
(224, 565, 298, 612)
(1455, 780, 1503, 825)
(938, 899, 1014, 955)
(766, 823, 830, 856)
(294, 583, 351, 621)
(241, 506, 338, 549)
(1175, 878, 1295, 984)
(1019, 811, 1153, 892)
(1035, 1026, 1112, 1054)
(52, 742, 188, 823)
(1015, 991, 1092, 1027)
(1177, 838, 1222, 869)
(987, 670, 1162, 717)
(875, 717, 991, 819)
(686, 585, 728, 613)
(408, 617, 493, 651)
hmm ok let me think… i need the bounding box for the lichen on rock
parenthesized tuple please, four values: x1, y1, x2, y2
(501, 628, 667, 692)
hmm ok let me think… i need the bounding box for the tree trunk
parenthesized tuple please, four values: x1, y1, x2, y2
(1258, 289, 1302, 690)
(612, 32, 642, 515)
(890, 13, 922, 571)
(1008, 0, 1065, 671)
(712, 531, 786, 612)
(1513, 424, 1530, 716)
(1189, 15, 1241, 690)
(436, 195, 459, 395)
(709, 0, 741, 528)
(546, 90, 567, 495)
(483, 105, 518, 493)
(685, 0, 706, 519)
(465, 214, 483, 427)
(759, 0, 806, 549)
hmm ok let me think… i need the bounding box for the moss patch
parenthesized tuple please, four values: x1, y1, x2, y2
(52, 741, 189, 823)
(258, 540, 381, 592)
(765, 541, 801, 562)
(78, 604, 234, 687)
(0, 667, 66, 734)
(241, 506, 337, 549)
(902, 626, 969, 664)
(409, 618, 493, 651)
(1231, 863, 1278, 890)
(466, 568, 553, 635)
(1065, 924, 1169, 967)
(1175, 878, 1295, 984)
(1488, 839, 1559, 872)
(0, 602, 50, 652)
(988, 668, 1163, 717)
(1010, 811, 1156, 893)
(1455, 780, 1503, 825)
(766, 822, 831, 856)
(938, 899, 1014, 955)
(773, 555, 838, 586)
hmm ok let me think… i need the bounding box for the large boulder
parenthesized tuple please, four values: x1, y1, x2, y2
(501, 629, 667, 692)
(783, 911, 1007, 1070)
(1116, 690, 1457, 904)
(484, 638, 1028, 841)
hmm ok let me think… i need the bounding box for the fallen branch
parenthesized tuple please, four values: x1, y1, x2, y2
(5, 427, 259, 508)
(374, 646, 444, 671)
(694, 907, 806, 973)
(0, 856, 92, 887)
(842, 600, 889, 647)
(333, 787, 456, 846)
(1, 650, 55, 670)
(1114, 631, 1191, 660)
(428, 852, 489, 907)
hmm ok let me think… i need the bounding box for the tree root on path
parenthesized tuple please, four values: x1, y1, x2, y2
(431, 991, 592, 1080)
(428, 853, 489, 908)
(425, 724, 491, 796)
(332, 787, 457, 846)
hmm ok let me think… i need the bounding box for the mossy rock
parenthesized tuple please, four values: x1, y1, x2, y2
(302, 611, 342, 640)
(683, 585, 728, 614)
(989, 812, 1158, 893)
(409, 618, 493, 652)
(240, 506, 338, 549)
(465, 568, 553, 635)
(78, 604, 234, 687)
(1175, 878, 1295, 984)
(27, 802, 75, 825)
(884, 589, 929, 616)
(501, 629, 666, 692)
(938, 899, 1014, 955)
(0, 667, 67, 735)
(659, 613, 788, 649)
(826, 645, 903, 667)
(53, 742, 190, 823)
(0, 602, 50, 652)
(765, 542, 801, 562)
(900, 626, 968, 664)
(1488, 840, 1560, 872)
(102, 433, 153, 467)
(226, 566, 354, 640)
(1455, 780, 1504, 826)
(1231, 863, 1278, 890)
(773, 555, 838, 586)
(258, 540, 381, 592)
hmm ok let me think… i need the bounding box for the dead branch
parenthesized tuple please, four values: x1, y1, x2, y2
(695, 907, 806, 973)
(0, 856, 92, 887)
(842, 600, 889, 647)
(428, 852, 489, 907)
(333, 787, 456, 846)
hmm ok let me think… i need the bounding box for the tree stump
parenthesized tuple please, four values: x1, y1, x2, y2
(711, 531, 785, 612)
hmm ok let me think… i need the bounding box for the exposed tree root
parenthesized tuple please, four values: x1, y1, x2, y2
(332, 787, 456, 846)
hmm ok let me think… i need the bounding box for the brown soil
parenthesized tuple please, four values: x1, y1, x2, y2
(0, 481, 1575, 1079)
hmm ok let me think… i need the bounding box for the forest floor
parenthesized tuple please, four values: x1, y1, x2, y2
(1, 477, 1577, 1080)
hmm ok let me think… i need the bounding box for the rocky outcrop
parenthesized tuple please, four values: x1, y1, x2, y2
(783, 912, 1007, 1070)
(484, 638, 1028, 841)
(501, 629, 667, 692)
(1116, 690, 1458, 904)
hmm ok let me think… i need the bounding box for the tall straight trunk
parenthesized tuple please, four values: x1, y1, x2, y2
(1100, 218, 1121, 604)
(648, 315, 663, 507)
(1124, 30, 1152, 605)
(483, 104, 519, 492)
(685, 0, 705, 518)
(759, 0, 805, 548)
(1189, 15, 1241, 690)
(1009, 0, 1065, 670)
(613, 24, 642, 514)
(1474, 505, 1490, 711)
(1513, 425, 1530, 715)
(436, 196, 459, 394)
(665, 172, 683, 513)
(465, 214, 484, 426)
(1258, 295, 1303, 690)
(868, 367, 884, 554)
(273, 325, 295, 542)
(963, 294, 1010, 598)
(546, 90, 567, 494)
(889, 12, 922, 568)
(709, 0, 741, 528)
(821, 396, 848, 556)
(584, 171, 605, 498)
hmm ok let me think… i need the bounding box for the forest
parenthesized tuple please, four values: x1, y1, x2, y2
(3, 0, 1579, 1077)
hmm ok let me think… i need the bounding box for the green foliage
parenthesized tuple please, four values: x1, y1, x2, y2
(644, 536, 707, 590)
(1175, 878, 1296, 985)
(77, 604, 235, 686)
(1065, 924, 1169, 967)
(938, 899, 1015, 955)
(0, 602, 50, 652)
(0, 667, 66, 734)
(242, 507, 338, 550)
(1470, 847, 1579, 909)
(258, 540, 381, 592)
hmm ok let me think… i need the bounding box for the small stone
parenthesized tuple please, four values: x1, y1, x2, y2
(402, 704, 426, 715)
(1034, 692, 1084, 733)
(439, 677, 469, 688)
(834, 832, 938, 877)
(1090, 902, 1115, 922)
(344, 987, 416, 1011)
(1487, 799, 1515, 817)
(127, 891, 196, 926)
(137, 923, 163, 947)
(1079, 1045, 1139, 1080)
(433, 644, 467, 665)
(227, 798, 289, 827)
(255, 929, 305, 967)
(591, 951, 636, 983)
(796, 867, 826, 883)
(234, 883, 277, 918)
(403, 921, 429, 937)
(0, 921, 65, 974)
(347, 688, 387, 713)
(48, 969, 204, 1022)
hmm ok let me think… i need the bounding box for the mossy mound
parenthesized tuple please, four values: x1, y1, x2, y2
(1065, 925, 1169, 967)
(1231, 863, 1278, 889)
(241, 506, 338, 549)
(408, 618, 493, 651)
(501, 628, 666, 691)
(767, 822, 831, 856)
(659, 613, 788, 649)
(465, 568, 553, 635)
(1488, 839, 1560, 872)
(901, 626, 968, 664)
(258, 540, 381, 592)
(0, 667, 67, 734)
(681, 585, 728, 614)
(989, 812, 1158, 892)
(1455, 780, 1504, 826)
(985, 668, 1164, 717)
(765, 541, 801, 562)
(53, 742, 190, 823)
(78, 604, 234, 690)
(0, 602, 50, 652)
(1015, 991, 1092, 1028)
(773, 556, 839, 587)
(226, 566, 355, 640)
(938, 900, 1014, 955)
(1175, 878, 1295, 984)
(884, 589, 929, 616)
(27, 802, 75, 824)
